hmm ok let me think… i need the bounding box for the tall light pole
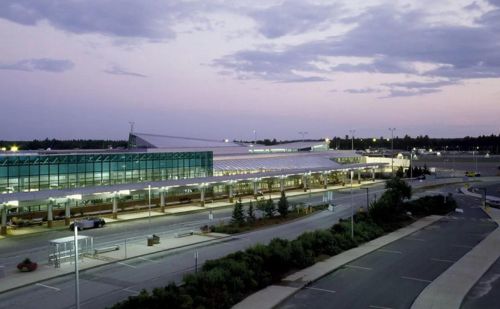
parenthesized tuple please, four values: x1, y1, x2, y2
(298, 131, 308, 142)
(349, 130, 356, 151)
(474, 147, 479, 174)
(389, 128, 396, 176)
(410, 148, 415, 180)
(148, 185, 152, 225)
(253, 130, 256, 146)
(74, 221, 80, 309)
(350, 170, 354, 239)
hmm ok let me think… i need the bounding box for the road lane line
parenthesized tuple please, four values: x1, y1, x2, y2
(378, 249, 402, 254)
(122, 287, 140, 294)
(452, 244, 474, 249)
(35, 283, 61, 291)
(305, 286, 336, 294)
(400, 276, 432, 283)
(138, 257, 157, 263)
(404, 238, 425, 242)
(117, 261, 137, 268)
(369, 305, 393, 309)
(430, 258, 457, 263)
(345, 264, 372, 270)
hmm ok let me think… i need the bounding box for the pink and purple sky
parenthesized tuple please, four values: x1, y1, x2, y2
(1, 0, 499, 141)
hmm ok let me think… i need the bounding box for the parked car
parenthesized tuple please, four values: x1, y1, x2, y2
(69, 217, 106, 231)
(465, 171, 481, 177)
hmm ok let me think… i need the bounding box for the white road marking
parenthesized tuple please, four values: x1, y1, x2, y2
(400, 276, 432, 283)
(122, 287, 140, 294)
(345, 264, 372, 270)
(117, 261, 137, 268)
(452, 244, 474, 249)
(455, 208, 464, 213)
(305, 286, 337, 294)
(138, 257, 157, 262)
(430, 258, 457, 264)
(35, 283, 61, 291)
(404, 237, 425, 242)
(369, 305, 393, 309)
(378, 249, 402, 254)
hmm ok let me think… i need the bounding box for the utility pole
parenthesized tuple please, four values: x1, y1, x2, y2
(389, 128, 396, 176)
(74, 222, 80, 309)
(349, 130, 356, 151)
(350, 170, 354, 238)
(298, 131, 308, 142)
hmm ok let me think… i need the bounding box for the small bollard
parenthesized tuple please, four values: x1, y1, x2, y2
(147, 236, 154, 246)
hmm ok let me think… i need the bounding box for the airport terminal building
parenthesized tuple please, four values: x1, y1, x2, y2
(0, 132, 402, 234)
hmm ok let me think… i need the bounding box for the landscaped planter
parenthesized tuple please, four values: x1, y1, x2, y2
(17, 258, 38, 272)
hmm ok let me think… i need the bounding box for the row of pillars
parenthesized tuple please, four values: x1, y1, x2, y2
(1, 169, 377, 235)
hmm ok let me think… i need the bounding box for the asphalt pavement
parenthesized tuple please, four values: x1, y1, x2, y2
(278, 194, 496, 309)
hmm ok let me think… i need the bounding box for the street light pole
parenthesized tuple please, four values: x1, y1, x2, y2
(350, 170, 354, 239)
(148, 185, 151, 225)
(349, 130, 355, 151)
(365, 187, 369, 212)
(74, 221, 80, 309)
(389, 128, 396, 176)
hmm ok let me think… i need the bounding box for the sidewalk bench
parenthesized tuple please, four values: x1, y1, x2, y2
(94, 245, 120, 255)
(175, 231, 194, 238)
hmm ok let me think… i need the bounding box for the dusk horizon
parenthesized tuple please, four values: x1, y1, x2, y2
(1, 0, 499, 140)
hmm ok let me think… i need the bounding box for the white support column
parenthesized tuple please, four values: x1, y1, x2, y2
(372, 168, 376, 181)
(112, 196, 118, 219)
(200, 187, 205, 206)
(357, 170, 361, 184)
(253, 180, 258, 198)
(323, 173, 328, 189)
(302, 175, 308, 192)
(228, 184, 234, 203)
(47, 202, 54, 228)
(280, 177, 285, 193)
(160, 190, 166, 213)
(1, 206, 7, 235)
(64, 202, 71, 226)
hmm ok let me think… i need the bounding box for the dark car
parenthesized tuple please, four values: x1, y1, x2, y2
(69, 217, 106, 231)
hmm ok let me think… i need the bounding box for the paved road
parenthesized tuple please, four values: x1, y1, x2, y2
(461, 183, 500, 309)
(0, 185, 385, 272)
(278, 194, 497, 309)
(0, 197, 367, 309)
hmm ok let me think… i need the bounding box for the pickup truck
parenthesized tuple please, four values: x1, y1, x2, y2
(69, 217, 106, 231)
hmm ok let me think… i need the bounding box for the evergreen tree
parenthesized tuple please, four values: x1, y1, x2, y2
(247, 201, 256, 222)
(231, 198, 245, 226)
(263, 198, 275, 218)
(277, 191, 289, 218)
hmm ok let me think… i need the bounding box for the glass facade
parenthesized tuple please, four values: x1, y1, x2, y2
(0, 151, 213, 193)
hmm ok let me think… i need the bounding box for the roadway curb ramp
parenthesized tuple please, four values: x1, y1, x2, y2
(233, 215, 443, 309)
(411, 208, 500, 309)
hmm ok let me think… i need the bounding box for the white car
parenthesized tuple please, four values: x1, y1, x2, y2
(69, 217, 106, 231)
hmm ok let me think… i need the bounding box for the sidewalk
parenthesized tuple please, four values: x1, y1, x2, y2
(233, 215, 443, 309)
(0, 232, 230, 294)
(411, 201, 500, 309)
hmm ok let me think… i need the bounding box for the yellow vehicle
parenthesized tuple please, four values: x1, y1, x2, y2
(465, 171, 481, 177)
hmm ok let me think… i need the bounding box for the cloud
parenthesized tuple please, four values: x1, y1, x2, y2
(382, 88, 441, 98)
(344, 87, 382, 94)
(0, 0, 208, 39)
(249, 0, 341, 38)
(0, 58, 74, 72)
(216, 4, 500, 94)
(104, 65, 147, 78)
